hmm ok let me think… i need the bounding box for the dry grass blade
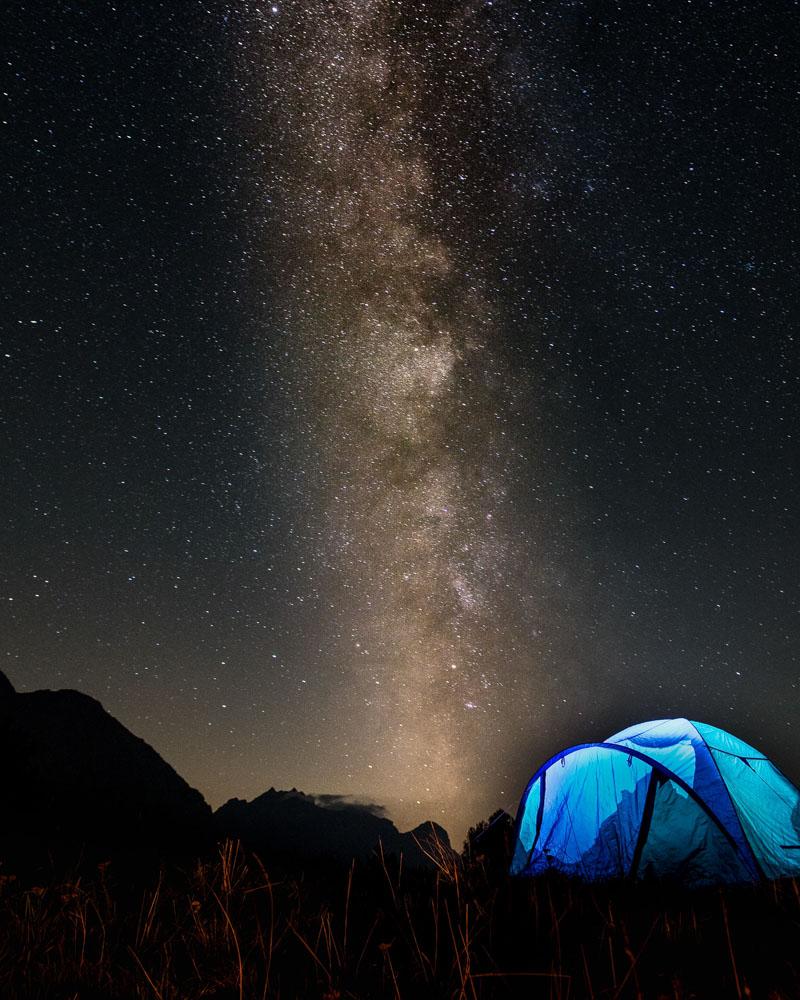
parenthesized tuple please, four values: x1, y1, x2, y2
(290, 919, 333, 980)
(135, 872, 162, 948)
(377, 839, 398, 907)
(720, 889, 743, 1000)
(612, 916, 660, 1000)
(343, 859, 354, 959)
(403, 897, 432, 982)
(210, 887, 244, 1000)
(252, 853, 275, 1000)
(382, 943, 402, 1000)
(412, 826, 461, 885)
(127, 945, 164, 1000)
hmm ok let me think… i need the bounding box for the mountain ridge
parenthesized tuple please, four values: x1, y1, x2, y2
(0, 670, 451, 869)
(214, 786, 452, 866)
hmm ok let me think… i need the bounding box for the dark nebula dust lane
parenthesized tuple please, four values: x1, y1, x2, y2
(2, 1, 798, 842)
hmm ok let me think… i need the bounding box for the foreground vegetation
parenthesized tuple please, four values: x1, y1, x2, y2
(2, 829, 800, 999)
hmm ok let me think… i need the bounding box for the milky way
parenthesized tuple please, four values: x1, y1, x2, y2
(242, 0, 536, 827)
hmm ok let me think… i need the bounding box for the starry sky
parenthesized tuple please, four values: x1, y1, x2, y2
(3, 1, 798, 842)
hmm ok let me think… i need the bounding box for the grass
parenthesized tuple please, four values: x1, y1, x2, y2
(1, 831, 800, 999)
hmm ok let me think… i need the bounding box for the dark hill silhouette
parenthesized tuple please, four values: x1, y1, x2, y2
(0, 670, 213, 865)
(0, 670, 453, 872)
(0, 670, 15, 700)
(215, 789, 452, 868)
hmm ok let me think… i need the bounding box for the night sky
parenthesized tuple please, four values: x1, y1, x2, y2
(3, 1, 798, 842)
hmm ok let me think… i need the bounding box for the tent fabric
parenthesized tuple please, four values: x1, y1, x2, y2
(511, 719, 800, 884)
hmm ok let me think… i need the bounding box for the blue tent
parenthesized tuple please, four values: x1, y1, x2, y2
(511, 719, 800, 884)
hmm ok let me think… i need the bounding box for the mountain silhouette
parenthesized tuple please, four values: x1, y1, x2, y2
(0, 671, 452, 871)
(0, 671, 213, 865)
(215, 788, 452, 868)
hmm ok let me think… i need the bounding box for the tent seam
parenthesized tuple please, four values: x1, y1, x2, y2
(688, 720, 765, 880)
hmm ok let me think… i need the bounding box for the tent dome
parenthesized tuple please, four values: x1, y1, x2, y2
(510, 719, 800, 885)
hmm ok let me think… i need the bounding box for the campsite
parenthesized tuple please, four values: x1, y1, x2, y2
(5, 0, 798, 995)
(2, 674, 800, 997)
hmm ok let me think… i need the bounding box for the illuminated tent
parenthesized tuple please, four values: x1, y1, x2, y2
(511, 719, 800, 884)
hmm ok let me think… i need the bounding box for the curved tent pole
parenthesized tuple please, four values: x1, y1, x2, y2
(513, 741, 762, 879)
